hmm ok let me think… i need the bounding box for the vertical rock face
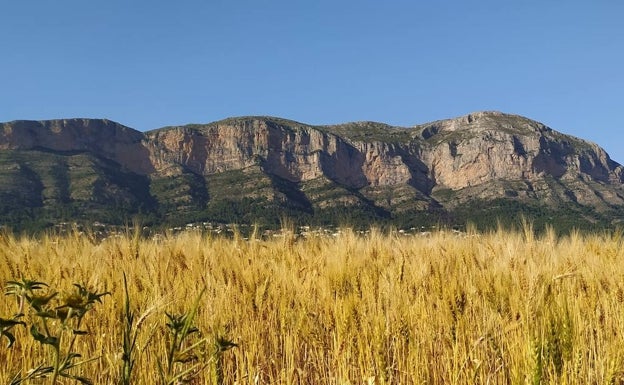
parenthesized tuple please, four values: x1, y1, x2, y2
(0, 119, 155, 174)
(146, 118, 371, 187)
(143, 112, 624, 207)
(146, 119, 428, 191)
(0, 111, 623, 226)
(414, 112, 623, 199)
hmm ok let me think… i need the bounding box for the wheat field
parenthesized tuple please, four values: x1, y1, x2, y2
(1, 224, 624, 384)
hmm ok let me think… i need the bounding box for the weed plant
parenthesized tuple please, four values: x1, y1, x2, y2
(4, 279, 108, 384)
(0, 225, 623, 384)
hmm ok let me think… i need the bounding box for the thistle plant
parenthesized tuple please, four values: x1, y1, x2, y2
(5, 279, 109, 385)
(5, 279, 49, 315)
(157, 288, 209, 385)
(213, 335, 238, 385)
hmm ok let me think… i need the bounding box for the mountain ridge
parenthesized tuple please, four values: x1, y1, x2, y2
(1, 112, 622, 232)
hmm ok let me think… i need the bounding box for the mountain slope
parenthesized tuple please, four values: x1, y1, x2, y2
(1, 112, 622, 231)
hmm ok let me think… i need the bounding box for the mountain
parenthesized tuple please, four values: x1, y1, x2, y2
(1, 112, 623, 232)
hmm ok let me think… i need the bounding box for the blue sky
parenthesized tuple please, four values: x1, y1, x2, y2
(2, 1, 623, 162)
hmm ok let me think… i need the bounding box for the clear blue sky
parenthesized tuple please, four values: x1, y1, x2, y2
(2, 1, 623, 162)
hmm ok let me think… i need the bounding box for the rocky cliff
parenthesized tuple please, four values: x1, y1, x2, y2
(414, 112, 624, 208)
(1, 112, 623, 230)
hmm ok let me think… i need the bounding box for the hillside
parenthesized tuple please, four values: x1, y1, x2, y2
(1, 112, 623, 231)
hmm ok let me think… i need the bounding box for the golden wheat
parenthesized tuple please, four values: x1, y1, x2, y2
(0, 226, 623, 384)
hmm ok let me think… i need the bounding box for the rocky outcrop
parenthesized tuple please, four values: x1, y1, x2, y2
(1, 111, 623, 223)
(146, 119, 371, 187)
(0, 119, 155, 174)
(147, 120, 424, 189)
(413, 112, 624, 206)
(141, 112, 624, 207)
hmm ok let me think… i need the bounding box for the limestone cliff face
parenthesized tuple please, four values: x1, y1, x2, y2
(146, 119, 433, 193)
(414, 112, 624, 206)
(0, 119, 155, 174)
(1, 112, 623, 214)
(143, 112, 624, 208)
(340, 140, 418, 188)
(146, 119, 398, 189)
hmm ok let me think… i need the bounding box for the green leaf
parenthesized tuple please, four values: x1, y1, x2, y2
(63, 352, 83, 364)
(6, 279, 48, 293)
(165, 312, 185, 332)
(34, 311, 58, 319)
(28, 292, 58, 311)
(30, 325, 58, 347)
(29, 325, 45, 342)
(1, 330, 16, 348)
(216, 336, 238, 352)
(72, 284, 110, 306)
(0, 314, 26, 342)
(0, 316, 25, 328)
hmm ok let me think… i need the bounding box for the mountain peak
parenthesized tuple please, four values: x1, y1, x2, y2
(416, 111, 549, 135)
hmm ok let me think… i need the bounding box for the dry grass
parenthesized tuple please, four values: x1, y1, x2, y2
(1, 225, 624, 384)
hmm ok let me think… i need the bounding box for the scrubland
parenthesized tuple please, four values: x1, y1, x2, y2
(1, 224, 624, 384)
